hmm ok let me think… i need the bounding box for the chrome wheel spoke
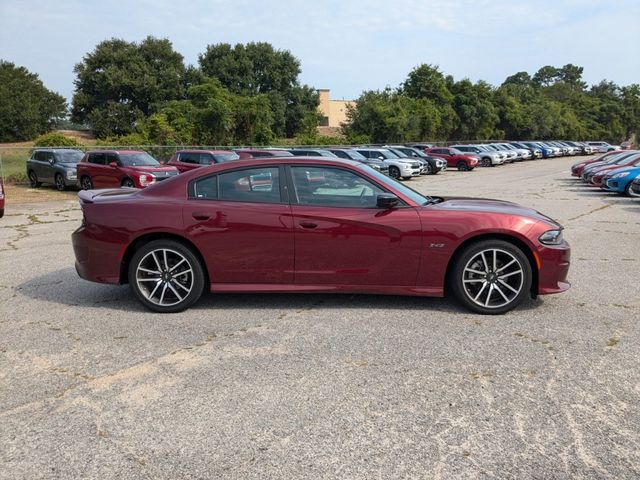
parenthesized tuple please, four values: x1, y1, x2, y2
(172, 279, 190, 293)
(464, 278, 484, 284)
(494, 284, 510, 303)
(498, 279, 519, 294)
(499, 269, 523, 280)
(496, 258, 516, 274)
(169, 258, 186, 273)
(148, 280, 162, 300)
(166, 282, 183, 302)
(159, 283, 168, 304)
(484, 284, 494, 307)
(474, 282, 488, 301)
(151, 252, 162, 272)
(138, 267, 160, 275)
(465, 268, 486, 276)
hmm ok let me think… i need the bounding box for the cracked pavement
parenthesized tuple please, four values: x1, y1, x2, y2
(1, 156, 639, 479)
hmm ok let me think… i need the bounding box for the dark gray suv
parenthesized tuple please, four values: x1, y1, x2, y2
(27, 149, 84, 191)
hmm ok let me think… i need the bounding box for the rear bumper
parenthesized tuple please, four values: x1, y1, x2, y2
(72, 226, 123, 284)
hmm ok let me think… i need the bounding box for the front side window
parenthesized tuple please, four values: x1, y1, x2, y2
(291, 166, 385, 208)
(55, 150, 83, 163)
(219, 167, 281, 203)
(118, 152, 159, 166)
(88, 153, 106, 165)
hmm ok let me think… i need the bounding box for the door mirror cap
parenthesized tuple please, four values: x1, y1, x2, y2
(108, 161, 118, 168)
(376, 193, 399, 209)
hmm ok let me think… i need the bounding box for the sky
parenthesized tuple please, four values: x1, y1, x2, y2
(1, 0, 639, 103)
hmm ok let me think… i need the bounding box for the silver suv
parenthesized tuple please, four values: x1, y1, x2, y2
(356, 148, 421, 180)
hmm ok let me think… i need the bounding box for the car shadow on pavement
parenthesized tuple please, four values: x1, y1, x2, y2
(16, 267, 543, 315)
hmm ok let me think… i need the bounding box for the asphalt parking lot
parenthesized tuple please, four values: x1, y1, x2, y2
(1, 156, 639, 479)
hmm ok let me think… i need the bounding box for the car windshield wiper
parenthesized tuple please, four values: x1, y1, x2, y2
(422, 196, 443, 205)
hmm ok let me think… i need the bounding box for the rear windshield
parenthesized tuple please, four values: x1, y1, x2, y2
(118, 152, 160, 166)
(213, 153, 240, 163)
(54, 150, 83, 163)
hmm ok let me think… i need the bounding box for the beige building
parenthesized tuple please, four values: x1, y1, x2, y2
(317, 89, 354, 128)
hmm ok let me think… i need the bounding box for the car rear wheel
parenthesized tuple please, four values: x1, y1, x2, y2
(625, 182, 634, 197)
(54, 174, 66, 191)
(28, 171, 41, 188)
(481, 157, 492, 167)
(457, 161, 469, 172)
(80, 176, 93, 190)
(129, 239, 205, 313)
(450, 240, 532, 315)
(122, 178, 135, 188)
(389, 166, 400, 179)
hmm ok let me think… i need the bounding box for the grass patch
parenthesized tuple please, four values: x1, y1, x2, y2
(0, 148, 30, 183)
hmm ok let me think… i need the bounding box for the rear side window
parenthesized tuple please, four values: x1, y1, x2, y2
(191, 175, 218, 199)
(218, 167, 281, 204)
(179, 152, 200, 164)
(88, 153, 106, 165)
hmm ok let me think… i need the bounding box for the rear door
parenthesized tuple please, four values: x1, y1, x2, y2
(183, 165, 294, 285)
(288, 165, 421, 286)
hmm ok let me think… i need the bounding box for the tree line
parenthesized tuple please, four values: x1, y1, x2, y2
(344, 64, 639, 144)
(0, 38, 638, 145)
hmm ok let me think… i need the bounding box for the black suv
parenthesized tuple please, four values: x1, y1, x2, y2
(27, 149, 84, 191)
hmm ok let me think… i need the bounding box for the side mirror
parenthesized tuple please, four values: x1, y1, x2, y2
(108, 161, 118, 168)
(48, 158, 55, 165)
(376, 193, 399, 209)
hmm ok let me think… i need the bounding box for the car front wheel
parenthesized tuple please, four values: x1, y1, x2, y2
(389, 166, 400, 179)
(122, 178, 135, 188)
(457, 161, 470, 171)
(481, 158, 492, 167)
(450, 240, 532, 315)
(80, 176, 93, 190)
(55, 174, 66, 191)
(128, 239, 205, 313)
(28, 171, 41, 188)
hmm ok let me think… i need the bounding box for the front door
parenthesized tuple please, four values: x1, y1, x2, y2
(288, 165, 422, 286)
(183, 165, 294, 285)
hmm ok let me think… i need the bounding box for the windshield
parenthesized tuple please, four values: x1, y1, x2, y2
(118, 152, 160, 166)
(213, 153, 240, 163)
(54, 150, 83, 163)
(343, 150, 367, 160)
(378, 149, 399, 159)
(358, 164, 431, 205)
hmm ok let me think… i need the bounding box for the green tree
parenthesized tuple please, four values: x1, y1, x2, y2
(72, 37, 187, 137)
(450, 79, 498, 140)
(0, 60, 67, 142)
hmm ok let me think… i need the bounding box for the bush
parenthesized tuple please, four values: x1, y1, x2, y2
(33, 132, 81, 147)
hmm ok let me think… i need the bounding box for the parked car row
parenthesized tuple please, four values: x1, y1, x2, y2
(24, 140, 608, 192)
(570, 150, 640, 197)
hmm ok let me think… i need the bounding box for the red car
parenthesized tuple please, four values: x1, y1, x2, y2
(77, 150, 179, 189)
(589, 154, 640, 186)
(72, 157, 570, 315)
(167, 150, 239, 173)
(424, 147, 478, 171)
(0, 177, 4, 218)
(571, 151, 623, 177)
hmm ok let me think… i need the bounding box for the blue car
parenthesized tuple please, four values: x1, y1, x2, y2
(602, 165, 640, 196)
(523, 142, 554, 159)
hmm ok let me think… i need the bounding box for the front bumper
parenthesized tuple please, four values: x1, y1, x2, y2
(537, 241, 571, 295)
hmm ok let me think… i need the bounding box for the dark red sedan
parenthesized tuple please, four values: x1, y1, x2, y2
(77, 150, 179, 189)
(423, 147, 478, 171)
(167, 150, 239, 173)
(72, 158, 570, 315)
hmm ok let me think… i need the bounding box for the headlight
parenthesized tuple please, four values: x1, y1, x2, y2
(66, 170, 77, 179)
(612, 172, 630, 179)
(539, 229, 563, 245)
(138, 174, 156, 187)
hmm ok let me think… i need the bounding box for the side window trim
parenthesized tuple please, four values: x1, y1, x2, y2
(188, 166, 287, 204)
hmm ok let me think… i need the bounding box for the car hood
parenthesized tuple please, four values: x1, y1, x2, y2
(429, 197, 560, 226)
(58, 162, 79, 168)
(123, 165, 178, 172)
(604, 166, 640, 176)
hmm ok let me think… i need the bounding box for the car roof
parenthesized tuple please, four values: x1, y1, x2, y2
(176, 149, 235, 154)
(85, 150, 147, 154)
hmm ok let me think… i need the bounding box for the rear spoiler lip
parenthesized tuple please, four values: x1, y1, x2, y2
(78, 188, 137, 204)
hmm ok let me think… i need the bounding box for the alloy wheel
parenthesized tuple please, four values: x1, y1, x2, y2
(29, 171, 40, 188)
(81, 176, 93, 190)
(461, 248, 524, 309)
(55, 174, 65, 191)
(135, 248, 194, 307)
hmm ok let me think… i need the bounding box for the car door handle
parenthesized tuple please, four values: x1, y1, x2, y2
(299, 221, 317, 229)
(192, 212, 210, 221)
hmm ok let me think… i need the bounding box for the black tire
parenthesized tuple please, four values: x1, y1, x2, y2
(450, 239, 532, 315)
(423, 163, 433, 175)
(128, 239, 205, 313)
(28, 171, 41, 188)
(389, 166, 400, 179)
(54, 174, 66, 192)
(80, 176, 93, 190)
(481, 157, 492, 168)
(122, 178, 135, 188)
(624, 182, 633, 197)
(457, 161, 469, 172)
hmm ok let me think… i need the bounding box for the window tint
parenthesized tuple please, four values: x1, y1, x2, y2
(291, 166, 385, 208)
(106, 153, 119, 165)
(88, 153, 106, 165)
(192, 175, 218, 199)
(211, 153, 239, 163)
(34, 151, 47, 161)
(219, 167, 281, 203)
(179, 152, 200, 164)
